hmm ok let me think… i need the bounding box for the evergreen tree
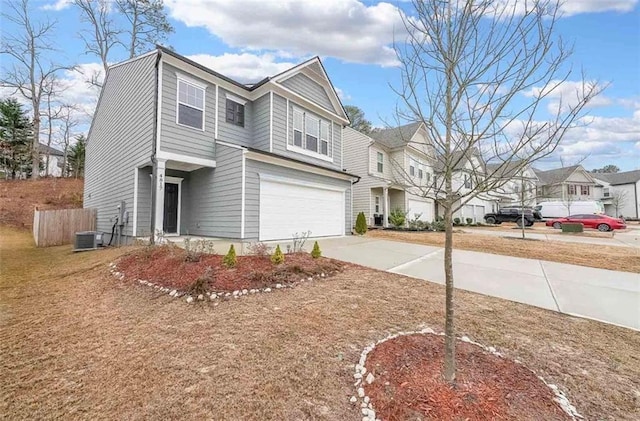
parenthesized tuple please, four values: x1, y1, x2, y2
(0, 98, 33, 179)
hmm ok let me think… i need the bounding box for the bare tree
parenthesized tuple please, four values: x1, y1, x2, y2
(610, 190, 628, 218)
(0, 0, 73, 179)
(41, 75, 64, 176)
(394, 0, 602, 382)
(116, 0, 174, 58)
(56, 105, 79, 177)
(74, 0, 121, 86)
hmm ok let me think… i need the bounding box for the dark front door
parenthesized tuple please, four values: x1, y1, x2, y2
(163, 183, 179, 234)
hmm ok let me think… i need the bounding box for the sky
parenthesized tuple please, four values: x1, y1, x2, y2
(1, 0, 639, 171)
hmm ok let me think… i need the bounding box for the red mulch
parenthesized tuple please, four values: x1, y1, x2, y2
(364, 334, 572, 421)
(116, 245, 344, 292)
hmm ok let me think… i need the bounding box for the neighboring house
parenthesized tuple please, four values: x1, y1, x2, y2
(485, 160, 538, 207)
(533, 165, 598, 203)
(343, 123, 436, 227)
(39, 144, 64, 177)
(434, 149, 498, 223)
(592, 170, 640, 219)
(84, 46, 358, 242)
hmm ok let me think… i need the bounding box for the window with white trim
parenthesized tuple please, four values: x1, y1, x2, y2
(375, 196, 380, 213)
(177, 79, 204, 130)
(376, 152, 383, 173)
(418, 165, 424, 179)
(288, 107, 332, 158)
(409, 159, 416, 177)
(225, 99, 244, 127)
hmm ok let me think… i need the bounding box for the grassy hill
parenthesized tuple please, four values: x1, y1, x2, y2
(0, 178, 84, 229)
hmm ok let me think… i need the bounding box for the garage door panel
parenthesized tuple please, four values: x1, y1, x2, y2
(259, 178, 345, 241)
(407, 199, 433, 222)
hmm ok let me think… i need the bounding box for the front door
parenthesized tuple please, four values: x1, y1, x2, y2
(163, 183, 179, 234)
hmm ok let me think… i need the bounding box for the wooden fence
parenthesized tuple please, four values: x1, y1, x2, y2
(33, 207, 97, 247)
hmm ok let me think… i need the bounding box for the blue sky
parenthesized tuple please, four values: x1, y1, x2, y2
(2, 0, 639, 171)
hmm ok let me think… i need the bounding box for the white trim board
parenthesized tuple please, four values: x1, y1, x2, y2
(132, 167, 139, 236)
(245, 151, 355, 182)
(258, 173, 347, 192)
(156, 150, 216, 168)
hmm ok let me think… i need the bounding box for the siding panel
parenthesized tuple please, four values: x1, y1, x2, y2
(160, 63, 216, 159)
(218, 88, 253, 147)
(253, 93, 270, 151)
(281, 73, 335, 113)
(84, 53, 157, 237)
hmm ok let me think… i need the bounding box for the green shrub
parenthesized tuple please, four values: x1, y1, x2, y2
(355, 212, 367, 235)
(223, 244, 237, 268)
(311, 241, 322, 258)
(466, 218, 473, 225)
(453, 217, 461, 226)
(271, 244, 285, 264)
(562, 223, 583, 233)
(389, 208, 408, 228)
(431, 219, 446, 232)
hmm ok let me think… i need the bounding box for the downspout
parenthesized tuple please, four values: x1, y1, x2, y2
(350, 175, 361, 234)
(635, 182, 639, 219)
(149, 49, 162, 244)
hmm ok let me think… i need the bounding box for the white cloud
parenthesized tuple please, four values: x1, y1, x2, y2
(165, 0, 405, 67)
(41, 0, 72, 11)
(187, 53, 295, 83)
(335, 87, 351, 101)
(523, 80, 611, 114)
(489, 0, 638, 17)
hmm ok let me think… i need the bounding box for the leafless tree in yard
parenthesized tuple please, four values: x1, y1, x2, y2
(0, 0, 75, 179)
(394, 0, 602, 382)
(610, 190, 628, 218)
(116, 0, 174, 58)
(41, 76, 65, 176)
(56, 105, 79, 177)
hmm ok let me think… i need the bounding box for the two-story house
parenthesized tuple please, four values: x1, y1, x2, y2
(533, 165, 598, 203)
(485, 160, 538, 207)
(343, 123, 436, 227)
(592, 170, 640, 218)
(84, 46, 358, 242)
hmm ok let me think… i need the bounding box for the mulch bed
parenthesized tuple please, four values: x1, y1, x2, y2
(116, 245, 344, 292)
(364, 334, 572, 421)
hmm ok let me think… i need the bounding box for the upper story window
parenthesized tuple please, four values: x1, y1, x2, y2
(464, 174, 472, 189)
(568, 184, 576, 195)
(603, 187, 610, 197)
(225, 98, 245, 127)
(177, 79, 205, 130)
(376, 152, 384, 173)
(418, 166, 424, 179)
(289, 108, 332, 159)
(409, 159, 416, 177)
(580, 185, 590, 195)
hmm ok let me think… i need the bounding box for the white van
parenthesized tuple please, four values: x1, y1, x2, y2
(534, 200, 604, 219)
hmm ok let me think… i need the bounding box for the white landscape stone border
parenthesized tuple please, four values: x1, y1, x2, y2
(350, 327, 583, 421)
(108, 262, 332, 305)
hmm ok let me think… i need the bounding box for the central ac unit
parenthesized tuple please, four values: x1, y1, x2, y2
(74, 231, 103, 252)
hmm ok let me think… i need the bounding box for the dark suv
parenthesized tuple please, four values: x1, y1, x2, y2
(483, 207, 541, 226)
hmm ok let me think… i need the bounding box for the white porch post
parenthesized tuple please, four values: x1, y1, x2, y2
(383, 187, 389, 228)
(154, 159, 166, 241)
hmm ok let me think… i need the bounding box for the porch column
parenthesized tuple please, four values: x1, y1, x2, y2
(383, 187, 389, 228)
(153, 159, 166, 241)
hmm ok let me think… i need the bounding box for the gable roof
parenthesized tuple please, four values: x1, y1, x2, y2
(433, 148, 484, 173)
(533, 165, 588, 185)
(38, 143, 64, 156)
(485, 160, 534, 179)
(370, 122, 423, 149)
(593, 170, 640, 185)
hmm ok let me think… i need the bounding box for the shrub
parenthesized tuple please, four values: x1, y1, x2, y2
(188, 266, 213, 296)
(431, 219, 446, 232)
(183, 238, 202, 262)
(223, 244, 237, 268)
(389, 208, 408, 228)
(311, 241, 322, 258)
(453, 217, 461, 226)
(291, 231, 311, 253)
(271, 244, 285, 264)
(247, 242, 270, 256)
(466, 218, 473, 225)
(562, 223, 583, 233)
(355, 212, 367, 234)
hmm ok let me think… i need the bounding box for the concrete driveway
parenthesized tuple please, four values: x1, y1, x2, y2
(318, 236, 640, 331)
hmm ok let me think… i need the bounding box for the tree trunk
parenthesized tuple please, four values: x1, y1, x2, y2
(443, 202, 455, 382)
(31, 116, 39, 179)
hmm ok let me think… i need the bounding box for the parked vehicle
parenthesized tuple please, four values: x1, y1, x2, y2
(545, 214, 627, 231)
(484, 207, 539, 226)
(534, 200, 604, 219)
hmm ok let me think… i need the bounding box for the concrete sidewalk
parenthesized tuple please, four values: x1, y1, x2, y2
(319, 237, 640, 330)
(460, 227, 640, 248)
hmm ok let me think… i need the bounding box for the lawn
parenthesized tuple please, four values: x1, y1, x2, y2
(368, 229, 640, 273)
(1, 226, 639, 420)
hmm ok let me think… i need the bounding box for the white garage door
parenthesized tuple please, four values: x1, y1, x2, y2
(259, 177, 345, 241)
(407, 199, 433, 222)
(463, 205, 474, 221)
(475, 205, 485, 222)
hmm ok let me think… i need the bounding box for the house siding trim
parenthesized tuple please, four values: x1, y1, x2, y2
(133, 167, 139, 236)
(258, 172, 348, 192)
(164, 176, 183, 236)
(156, 59, 163, 155)
(156, 150, 216, 168)
(269, 91, 274, 152)
(241, 151, 246, 238)
(245, 150, 357, 181)
(214, 84, 219, 139)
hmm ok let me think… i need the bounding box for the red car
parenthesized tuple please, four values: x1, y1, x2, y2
(545, 214, 627, 231)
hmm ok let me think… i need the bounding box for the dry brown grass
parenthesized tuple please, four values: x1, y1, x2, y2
(0, 178, 84, 229)
(369, 229, 640, 273)
(1, 226, 639, 420)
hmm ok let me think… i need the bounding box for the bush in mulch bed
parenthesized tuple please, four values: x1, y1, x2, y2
(363, 333, 573, 421)
(115, 244, 343, 293)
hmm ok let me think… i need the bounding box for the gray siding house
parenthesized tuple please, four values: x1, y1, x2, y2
(343, 123, 437, 226)
(85, 46, 357, 242)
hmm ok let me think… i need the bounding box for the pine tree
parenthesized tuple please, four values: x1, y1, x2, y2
(223, 244, 237, 268)
(355, 212, 367, 235)
(311, 241, 321, 259)
(271, 245, 284, 265)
